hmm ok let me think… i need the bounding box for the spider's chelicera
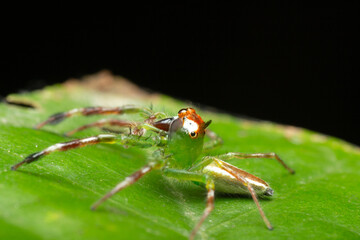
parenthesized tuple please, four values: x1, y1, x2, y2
(11, 105, 295, 240)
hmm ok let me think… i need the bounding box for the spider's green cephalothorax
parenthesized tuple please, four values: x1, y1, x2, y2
(168, 118, 205, 168)
(167, 108, 211, 169)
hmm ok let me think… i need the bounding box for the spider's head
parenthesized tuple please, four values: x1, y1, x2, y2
(171, 108, 211, 139)
(168, 108, 211, 167)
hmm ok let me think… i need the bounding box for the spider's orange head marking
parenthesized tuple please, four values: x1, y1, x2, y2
(177, 108, 210, 138)
(178, 108, 204, 124)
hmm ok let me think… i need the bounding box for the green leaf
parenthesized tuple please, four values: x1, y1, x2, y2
(1, 72, 359, 240)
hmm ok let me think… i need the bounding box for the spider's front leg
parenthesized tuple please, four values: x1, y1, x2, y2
(203, 128, 223, 151)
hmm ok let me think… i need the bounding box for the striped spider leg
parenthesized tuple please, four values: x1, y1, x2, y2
(35, 105, 168, 136)
(11, 131, 165, 171)
(35, 105, 153, 129)
(64, 119, 135, 136)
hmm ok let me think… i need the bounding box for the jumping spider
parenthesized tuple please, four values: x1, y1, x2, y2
(12, 105, 295, 240)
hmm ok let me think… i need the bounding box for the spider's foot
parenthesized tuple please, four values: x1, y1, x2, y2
(11, 152, 43, 170)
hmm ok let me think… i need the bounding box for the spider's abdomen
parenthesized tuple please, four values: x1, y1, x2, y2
(202, 161, 273, 196)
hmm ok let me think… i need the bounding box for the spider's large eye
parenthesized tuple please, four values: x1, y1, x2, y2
(190, 131, 198, 138)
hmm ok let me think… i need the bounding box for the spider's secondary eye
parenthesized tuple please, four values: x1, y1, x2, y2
(190, 131, 197, 138)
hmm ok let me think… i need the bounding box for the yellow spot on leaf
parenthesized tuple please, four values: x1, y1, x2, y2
(45, 212, 62, 222)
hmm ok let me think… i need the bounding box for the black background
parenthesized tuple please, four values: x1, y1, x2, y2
(3, 3, 359, 145)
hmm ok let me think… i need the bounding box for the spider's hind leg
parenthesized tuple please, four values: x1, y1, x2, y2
(162, 169, 215, 240)
(91, 160, 164, 210)
(11, 132, 161, 171)
(35, 105, 153, 129)
(64, 119, 135, 136)
(219, 152, 295, 174)
(11, 134, 117, 170)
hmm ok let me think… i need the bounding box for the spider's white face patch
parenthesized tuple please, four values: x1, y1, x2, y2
(183, 118, 199, 134)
